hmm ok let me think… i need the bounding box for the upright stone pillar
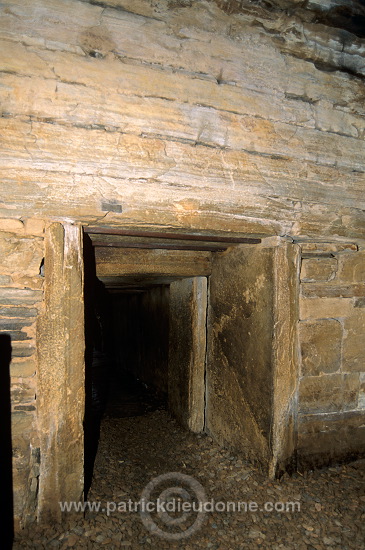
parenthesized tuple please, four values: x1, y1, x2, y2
(37, 223, 85, 522)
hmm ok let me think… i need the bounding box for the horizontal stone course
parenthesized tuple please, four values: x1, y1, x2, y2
(0, 306, 38, 318)
(10, 360, 36, 378)
(299, 296, 354, 320)
(299, 373, 360, 414)
(0, 288, 42, 305)
(301, 283, 365, 298)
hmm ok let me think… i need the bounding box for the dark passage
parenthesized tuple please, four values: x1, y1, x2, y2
(83, 239, 170, 495)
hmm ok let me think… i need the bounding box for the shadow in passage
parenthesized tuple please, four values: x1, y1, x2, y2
(83, 234, 112, 498)
(0, 334, 14, 549)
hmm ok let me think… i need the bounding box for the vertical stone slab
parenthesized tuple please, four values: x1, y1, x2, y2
(270, 242, 300, 476)
(37, 223, 84, 522)
(206, 245, 275, 470)
(168, 277, 207, 433)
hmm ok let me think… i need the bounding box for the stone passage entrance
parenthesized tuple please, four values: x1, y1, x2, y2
(37, 222, 299, 521)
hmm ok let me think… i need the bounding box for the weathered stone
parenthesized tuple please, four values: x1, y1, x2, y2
(10, 360, 36, 378)
(297, 410, 365, 469)
(3, 331, 32, 341)
(37, 222, 85, 522)
(337, 251, 365, 283)
(206, 244, 275, 469)
(169, 277, 207, 433)
(354, 297, 365, 308)
(11, 382, 36, 405)
(299, 373, 360, 414)
(300, 257, 337, 282)
(299, 319, 342, 376)
(0, 232, 44, 277)
(0, 319, 33, 330)
(0, 1, 364, 238)
(95, 248, 212, 278)
(11, 275, 44, 290)
(301, 283, 365, 298)
(0, 306, 38, 318)
(300, 242, 358, 255)
(11, 344, 35, 358)
(0, 274, 12, 285)
(0, 288, 42, 305)
(342, 311, 365, 372)
(0, 218, 24, 233)
(299, 296, 354, 320)
(23, 218, 45, 236)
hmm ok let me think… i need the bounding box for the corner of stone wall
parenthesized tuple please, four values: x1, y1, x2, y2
(297, 241, 365, 469)
(0, 218, 45, 530)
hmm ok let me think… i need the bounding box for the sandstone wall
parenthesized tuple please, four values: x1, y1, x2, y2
(298, 242, 365, 467)
(0, 0, 364, 239)
(0, 218, 44, 529)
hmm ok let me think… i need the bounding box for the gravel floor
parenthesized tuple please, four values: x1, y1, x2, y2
(14, 402, 365, 550)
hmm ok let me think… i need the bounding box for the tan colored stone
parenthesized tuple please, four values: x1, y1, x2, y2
(337, 251, 365, 283)
(0, 218, 24, 233)
(300, 242, 358, 254)
(24, 218, 45, 236)
(300, 257, 337, 282)
(299, 297, 354, 320)
(10, 360, 36, 378)
(299, 319, 342, 376)
(342, 310, 365, 372)
(37, 222, 85, 522)
(301, 283, 365, 298)
(95, 248, 212, 278)
(0, 232, 44, 277)
(299, 373, 359, 414)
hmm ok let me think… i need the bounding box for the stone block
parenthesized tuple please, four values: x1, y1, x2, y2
(299, 373, 359, 414)
(299, 319, 342, 375)
(0, 233, 44, 277)
(0, 218, 24, 233)
(342, 311, 365, 372)
(0, 274, 12, 285)
(337, 251, 365, 283)
(11, 410, 34, 439)
(11, 381, 36, 405)
(0, 288, 42, 305)
(301, 283, 365, 298)
(10, 359, 36, 378)
(297, 410, 365, 469)
(300, 257, 337, 282)
(11, 344, 36, 358)
(300, 243, 357, 255)
(0, 306, 38, 318)
(24, 218, 45, 236)
(299, 296, 354, 320)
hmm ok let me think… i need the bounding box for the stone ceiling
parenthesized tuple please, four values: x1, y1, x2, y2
(207, 0, 365, 38)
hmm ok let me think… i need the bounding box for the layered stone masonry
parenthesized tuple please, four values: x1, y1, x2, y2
(0, 218, 44, 528)
(297, 242, 365, 467)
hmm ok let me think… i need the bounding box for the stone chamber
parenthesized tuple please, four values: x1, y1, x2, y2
(0, 0, 364, 544)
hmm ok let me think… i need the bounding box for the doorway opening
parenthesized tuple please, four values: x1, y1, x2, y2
(83, 229, 222, 493)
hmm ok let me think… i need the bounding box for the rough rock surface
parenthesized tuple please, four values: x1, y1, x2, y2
(0, 0, 364, 238)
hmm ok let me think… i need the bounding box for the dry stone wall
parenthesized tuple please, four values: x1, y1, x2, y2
(0, 218, 44, 528)
(298, 242, 365, 467)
